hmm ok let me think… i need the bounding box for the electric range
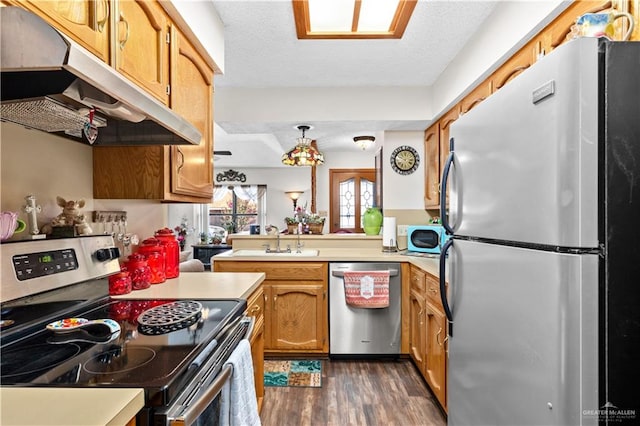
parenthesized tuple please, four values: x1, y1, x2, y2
(0, 236, 249, 425)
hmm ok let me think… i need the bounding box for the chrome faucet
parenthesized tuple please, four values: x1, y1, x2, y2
(264, 232, 291, 253)
(296, 231, 304, 253)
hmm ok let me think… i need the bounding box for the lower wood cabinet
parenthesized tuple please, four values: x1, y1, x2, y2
(424, 300, 447, 410)
(245, 285, 264, 412)
(214, 261, 329, 355)
(408, 264, 448, 412)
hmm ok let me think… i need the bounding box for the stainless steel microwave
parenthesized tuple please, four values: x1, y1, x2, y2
(407, 225, 450, 254)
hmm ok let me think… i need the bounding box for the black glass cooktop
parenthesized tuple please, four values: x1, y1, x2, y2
(0, 298, 246, 406)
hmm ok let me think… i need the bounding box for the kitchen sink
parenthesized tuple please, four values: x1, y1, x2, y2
(231, 249, 319, 257)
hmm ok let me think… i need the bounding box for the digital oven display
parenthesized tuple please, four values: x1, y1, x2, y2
(13, 249, 79, 281)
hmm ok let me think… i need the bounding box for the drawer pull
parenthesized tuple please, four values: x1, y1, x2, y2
(250, 305, 261, 314)
(436, 328, 448, 346)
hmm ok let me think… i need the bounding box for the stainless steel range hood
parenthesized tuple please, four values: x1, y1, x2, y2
(0, 7, 201, 146)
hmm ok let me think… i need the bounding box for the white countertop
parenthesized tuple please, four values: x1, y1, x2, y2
(0, 272, 266, 426)
(213, 247, 442, 278)
(0, 388, 144, 426)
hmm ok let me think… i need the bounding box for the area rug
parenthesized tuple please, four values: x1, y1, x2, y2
(264, 360, 322, 388)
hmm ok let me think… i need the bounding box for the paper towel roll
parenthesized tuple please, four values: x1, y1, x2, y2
(382, 217, 397, 249)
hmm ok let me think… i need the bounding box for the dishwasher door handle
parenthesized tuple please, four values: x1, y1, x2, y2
(331, 269, 399, 278)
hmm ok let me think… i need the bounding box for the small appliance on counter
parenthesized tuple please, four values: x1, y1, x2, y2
(406, 225, 449, 255)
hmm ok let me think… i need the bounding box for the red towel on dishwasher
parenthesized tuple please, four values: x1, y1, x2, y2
(343, 270, 390, 308)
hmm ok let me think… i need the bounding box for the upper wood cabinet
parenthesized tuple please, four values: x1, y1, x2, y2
(169, 27, 214, 199)
(93, 27, 214, 202)
(113, 0, 170, 105)
(9, 0, 110, 62)
(459, 80, 492, 116)
(490, 45, 534, 92)
(424, 122, 440, 210)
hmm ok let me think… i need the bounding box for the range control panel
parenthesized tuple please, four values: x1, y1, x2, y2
(13, 249, 78, 281)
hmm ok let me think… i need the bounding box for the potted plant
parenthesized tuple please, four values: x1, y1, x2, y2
(284, 205, 325, 234)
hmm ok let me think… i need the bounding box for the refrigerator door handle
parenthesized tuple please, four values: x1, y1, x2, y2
(439, 238, 454, 336)
(440, 137, 455, 235)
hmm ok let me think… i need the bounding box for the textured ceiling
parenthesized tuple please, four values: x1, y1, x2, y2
(211, 0, 500, 167)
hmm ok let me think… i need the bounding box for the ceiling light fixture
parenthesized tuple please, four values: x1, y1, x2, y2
(353, 135, 375, 150)
(293, 0, 417, 40)
(282, 125, 325, 166)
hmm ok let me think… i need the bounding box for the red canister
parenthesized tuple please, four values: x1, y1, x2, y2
(155, 227, 180, 278)
(108, 270, 132, 295)
(138, 238, 166, 284)
(124, 253, 151, 290)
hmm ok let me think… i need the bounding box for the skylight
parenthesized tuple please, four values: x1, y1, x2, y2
(293, 0, 417, 39)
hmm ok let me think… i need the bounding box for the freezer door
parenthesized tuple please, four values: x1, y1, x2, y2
(447, 239, 598, 426)
(447, 38, 599, 248)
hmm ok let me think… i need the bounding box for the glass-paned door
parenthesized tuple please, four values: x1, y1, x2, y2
(330, 169, 376, 233)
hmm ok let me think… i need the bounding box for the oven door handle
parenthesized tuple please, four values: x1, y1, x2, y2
(169, 316, 254, 426)
(171, 364, 233, 426)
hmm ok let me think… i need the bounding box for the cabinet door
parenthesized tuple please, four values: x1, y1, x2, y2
(409, 288, 426, 374)
(423, 122, 440, 210)
(114, 0, 169, 105)
(438, 108, 459, 209)
(15, 0, 110, 62)
(266, 283, 327, 352)
(170, 27, 214, 200)
(459, 80, 492, 115)
(491, 46, 534, 92)
(244, 286, 264, 412)
(425, 301, 447, 411)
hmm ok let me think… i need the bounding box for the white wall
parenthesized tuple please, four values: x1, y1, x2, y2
(381, 131, 425, 210)
(1, 122, 169, 245)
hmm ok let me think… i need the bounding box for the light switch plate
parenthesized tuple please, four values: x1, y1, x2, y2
(397, 225, 408, 236)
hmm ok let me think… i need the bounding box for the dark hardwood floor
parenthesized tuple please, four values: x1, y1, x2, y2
(260, 359, 447, 426)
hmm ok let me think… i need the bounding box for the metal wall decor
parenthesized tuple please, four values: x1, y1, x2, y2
(216, 169, 247, 183)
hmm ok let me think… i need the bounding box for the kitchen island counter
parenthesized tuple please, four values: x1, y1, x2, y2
(0, 272, 265, 426)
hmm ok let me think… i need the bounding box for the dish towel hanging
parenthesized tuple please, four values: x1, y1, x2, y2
(343, 270, 390, 308)
(219, 339, 261, 426)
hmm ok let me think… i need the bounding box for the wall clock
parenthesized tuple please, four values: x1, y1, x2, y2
(390, 145, 420, 175)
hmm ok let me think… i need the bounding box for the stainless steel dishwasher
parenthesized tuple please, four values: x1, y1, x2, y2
(329, 262, 401, 356)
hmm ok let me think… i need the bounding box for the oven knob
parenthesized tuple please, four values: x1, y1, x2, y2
(95, 247, 120, 261)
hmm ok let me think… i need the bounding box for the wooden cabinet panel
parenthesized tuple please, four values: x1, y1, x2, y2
(93, 27, 213, 202)
(11, 0, 110, 62)
(459, 80, 492, 115)
(245, 285, 264, 412)
(169, 27, 214, 200)
(491, 46, 534, 92)
(424, 301, 447, 411)
(214, 261, 329, 354)
(113, 0, 169, 105)
(266, 283, 327, 352)
(425, 272, 446, 308)
(423, 122, 440, 210)
(410, 264, 426, 293)
(409, 287, 426, 374)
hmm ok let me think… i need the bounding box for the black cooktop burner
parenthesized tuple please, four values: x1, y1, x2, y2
(1, 343, 81, 380)
(83, 346, 156, 375)
(0, 297, 246, 406)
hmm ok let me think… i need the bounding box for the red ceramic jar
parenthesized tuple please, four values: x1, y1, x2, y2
(108, 270, 132, 295)
(125, 253, 151, 290)
(138, 238, 166, 284)
(154, 228, 180, 279)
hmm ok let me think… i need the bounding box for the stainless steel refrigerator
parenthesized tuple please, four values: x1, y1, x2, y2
(439, 38, 639, 425)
